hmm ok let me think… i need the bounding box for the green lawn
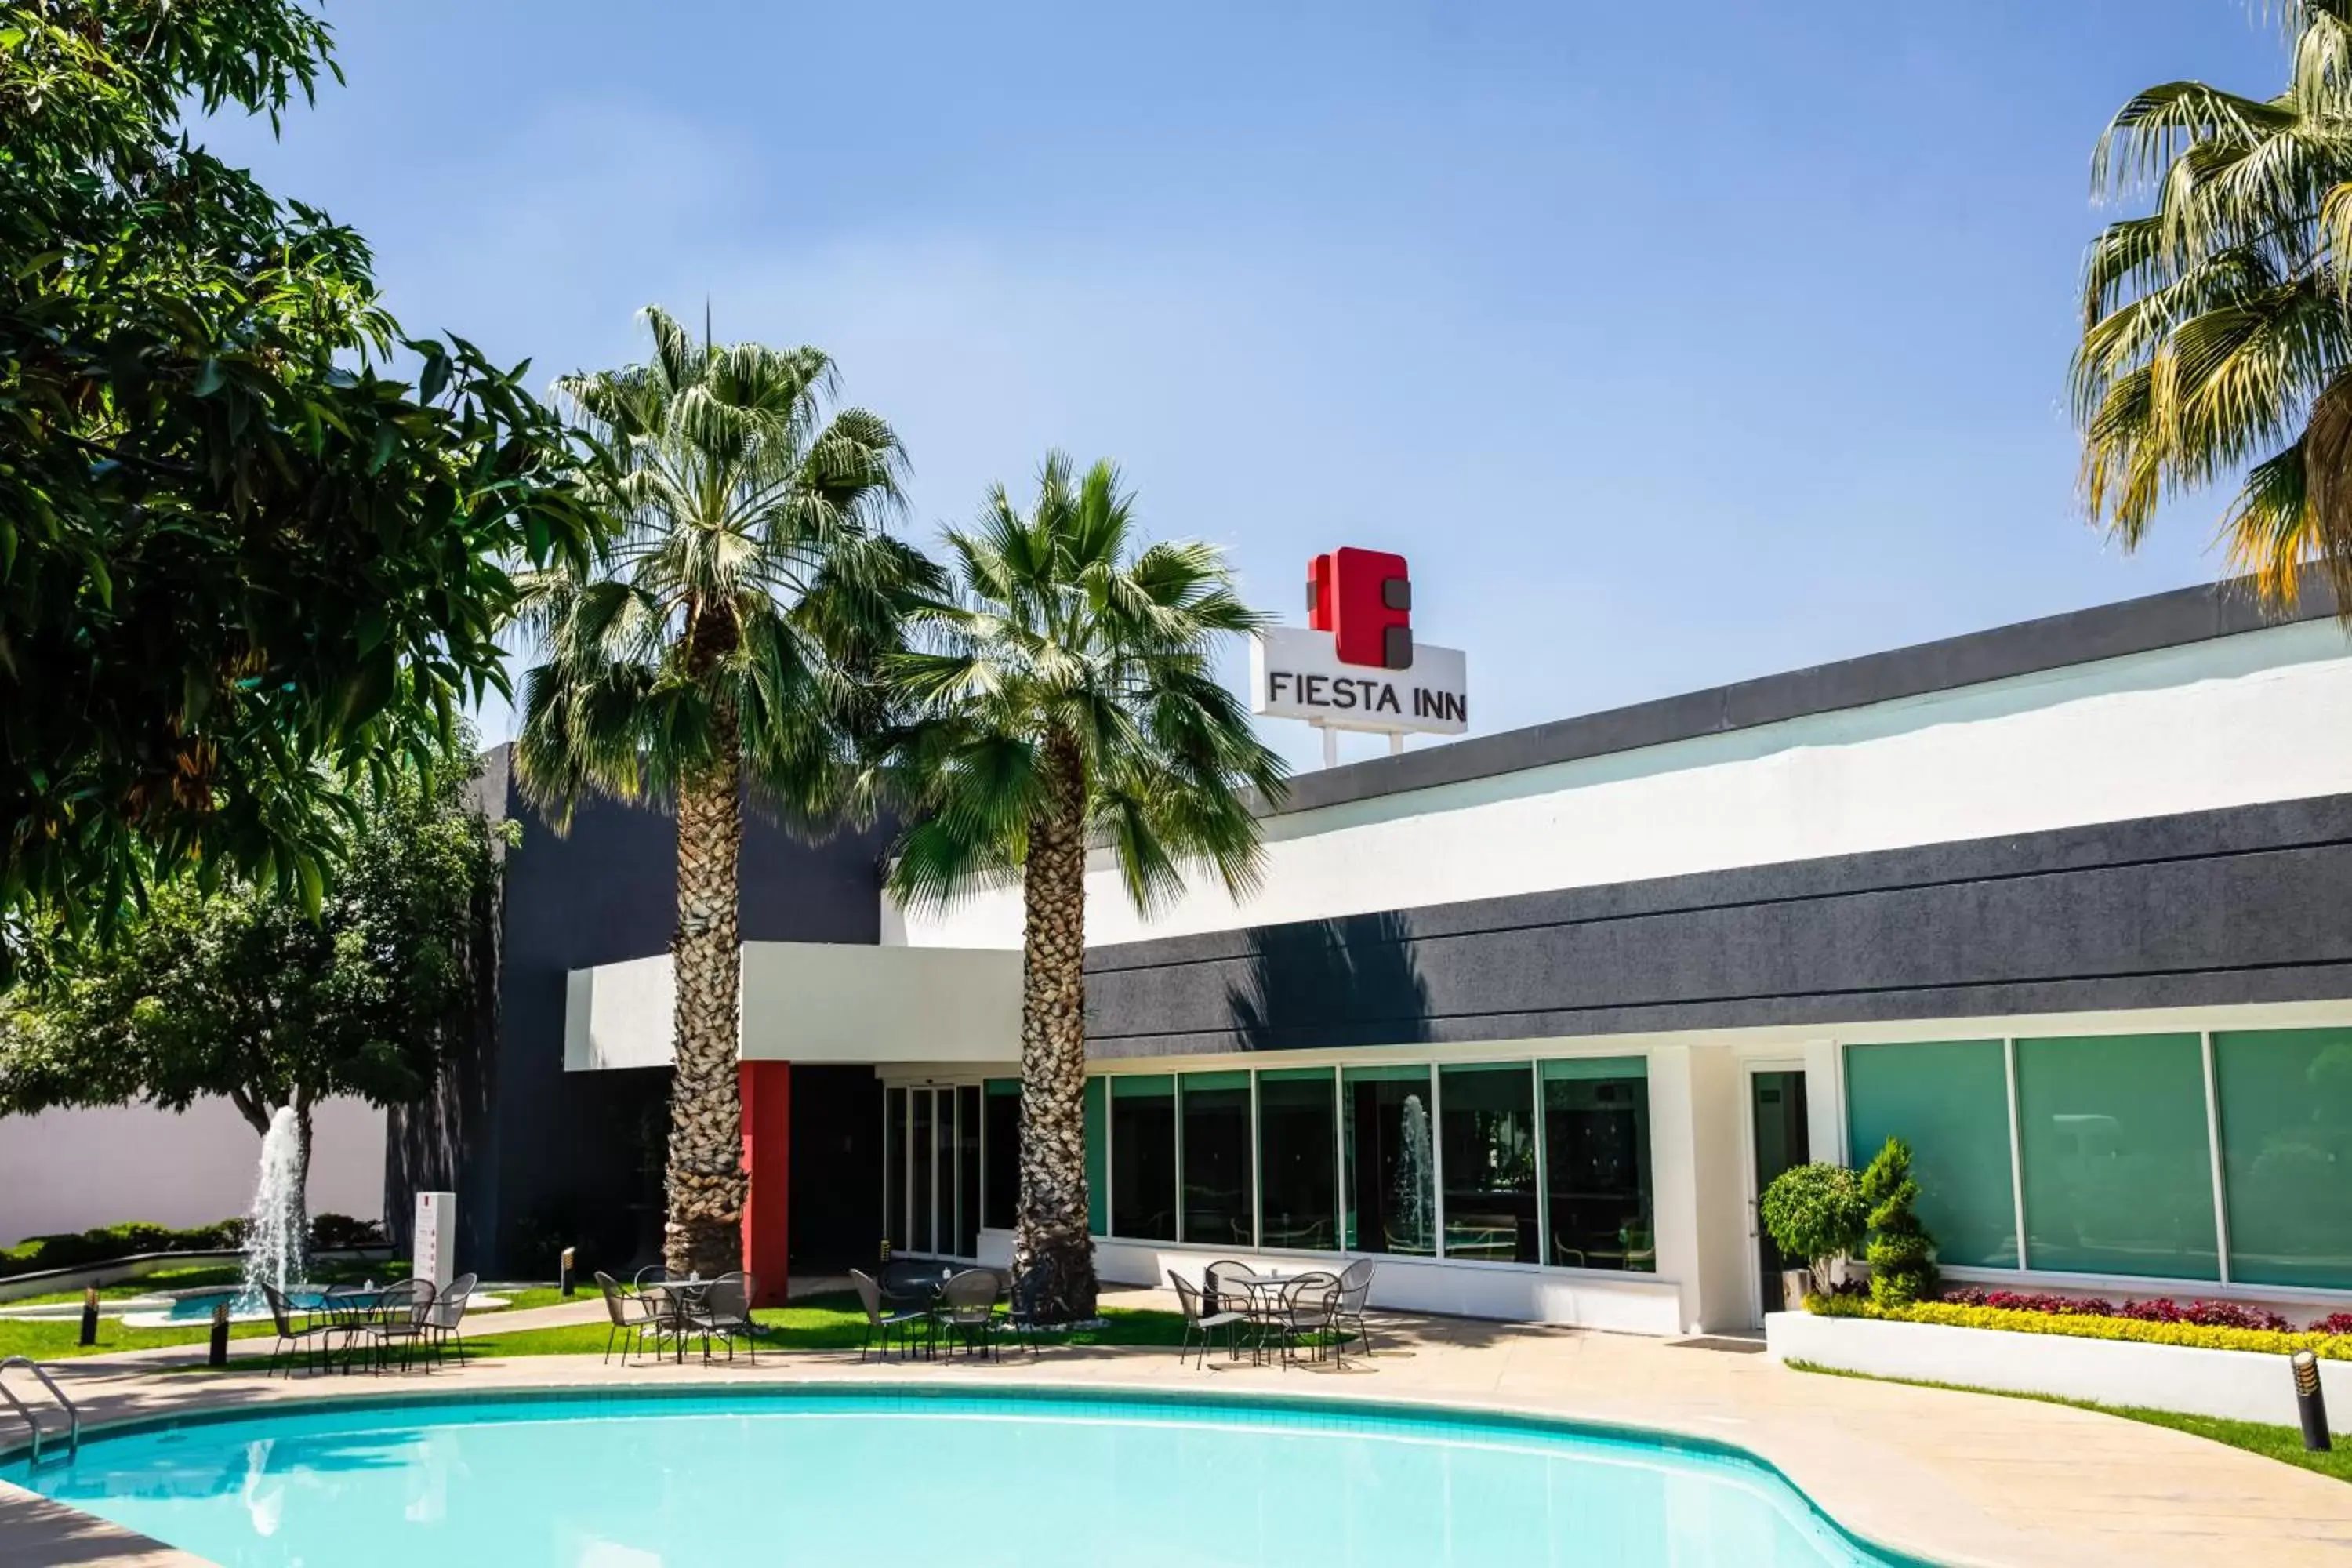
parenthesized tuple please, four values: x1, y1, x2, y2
(1788, 1359, 2352, 1485)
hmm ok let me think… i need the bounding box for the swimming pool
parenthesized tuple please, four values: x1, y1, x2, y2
(3, 1387, 1915, 1566)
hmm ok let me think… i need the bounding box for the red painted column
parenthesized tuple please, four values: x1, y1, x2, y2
(739, 1061, 791, 1308)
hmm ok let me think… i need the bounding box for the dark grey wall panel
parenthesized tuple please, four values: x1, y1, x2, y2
(1083, 795, 2352, 1058)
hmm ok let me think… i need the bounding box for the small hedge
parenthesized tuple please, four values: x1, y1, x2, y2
(1808, 1290, 2352, 1360)
(0, 1214, 387, 1279)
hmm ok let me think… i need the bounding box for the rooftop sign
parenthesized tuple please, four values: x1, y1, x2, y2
(1250, 547, 1468, 764)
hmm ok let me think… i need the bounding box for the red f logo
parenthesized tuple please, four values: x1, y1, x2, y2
(1307, 548, 1412, 670)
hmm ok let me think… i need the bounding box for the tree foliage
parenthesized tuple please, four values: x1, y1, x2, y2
(1859, 1135, 1939, 1308)
(0, 747, 506, 1163)
(1759, 1161, 1869, 1285)
(2073, 0, 2352, 607)
(0, 0, 601, 984)
(880, 452, 1288, 919)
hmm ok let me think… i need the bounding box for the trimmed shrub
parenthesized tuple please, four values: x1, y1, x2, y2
(308, 1214, 387, 1250)
(1809, 1291, 2352, 1359)
(1858, 1136, 1936, 1308)
(1759, 1163, 1869, 1285)
(2315, 1312, 2352, 1336)
(1940, 1287, 2296, 1331)
(0, 1219, 242, 1279)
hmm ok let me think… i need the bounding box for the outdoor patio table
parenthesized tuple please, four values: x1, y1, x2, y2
(317, 1287, 390, 1375)
(634, 1279, 714, 1364)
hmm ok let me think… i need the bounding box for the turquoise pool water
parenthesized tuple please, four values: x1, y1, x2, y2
(4, 1388, 1908, 1566)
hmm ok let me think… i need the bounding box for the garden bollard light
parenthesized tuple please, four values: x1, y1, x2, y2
(209, 1302, 230, 1368)
(2293, 1349, 2331, 1452)
(78, 1287, 99, 1347)
(561, 1247, 576, 1298)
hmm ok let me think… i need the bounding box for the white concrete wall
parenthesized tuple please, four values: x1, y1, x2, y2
(0, 1098, 385, 1247)
(566, 942, 1023, 1071)
(1766, 1309, 2352, 1432)
(892, 620, 2352, 948)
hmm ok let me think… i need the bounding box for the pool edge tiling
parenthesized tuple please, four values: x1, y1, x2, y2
(3, 1382, 1926, 1568)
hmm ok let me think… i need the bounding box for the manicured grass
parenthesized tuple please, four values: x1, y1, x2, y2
(0, 1316, 279, 1359)
(1788, 1359, 2352, 1485)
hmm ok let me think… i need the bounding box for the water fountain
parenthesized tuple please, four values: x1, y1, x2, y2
(1395, 1093, 1434, 1253)
(234, 1106, 308, 1313)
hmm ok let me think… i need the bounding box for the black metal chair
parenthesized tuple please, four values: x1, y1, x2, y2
(355, 1279, 436, 1374)
(596, 1270, 663, 1363)
(1000, 1265, 1050, 1359)
(687, 1272, 758, 1363)
(933, 1269, 1004, 1360)
(426, 1273, 476, 1366)
(1334, 1258, 1377, 1356)
(1169, 1272, 1248, 1369)
(851, 1269, 928, 1362)
(1275, 1271, 1345, 1367)
(260, 1282, 339, 1377)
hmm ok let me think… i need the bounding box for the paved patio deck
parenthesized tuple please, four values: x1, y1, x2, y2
(3, 1287, 2347, 1566)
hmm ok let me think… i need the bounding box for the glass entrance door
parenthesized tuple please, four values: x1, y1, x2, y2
(1749, 1069, 1810, 1320)
(889, 1087, 979, 1261)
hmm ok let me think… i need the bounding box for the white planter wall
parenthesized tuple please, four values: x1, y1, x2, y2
(1767, 1309, 2352, 1432)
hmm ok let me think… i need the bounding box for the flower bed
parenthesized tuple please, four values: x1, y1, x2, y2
(1806, 1290, 2352, 1360)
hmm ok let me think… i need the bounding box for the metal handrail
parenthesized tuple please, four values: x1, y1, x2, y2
(0, 1356, 79, 1463)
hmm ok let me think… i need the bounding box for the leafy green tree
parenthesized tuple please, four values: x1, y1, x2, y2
(0, 0, 601, 985)
(2073, 1, 2352, 607)
(0, 749, 506, 1237)
(880, 454, 1287, 1321)
(1859, 1136, 1938, 1308)
(514, 306, 935, 1279)
(1759, 1162, 1869, 1291)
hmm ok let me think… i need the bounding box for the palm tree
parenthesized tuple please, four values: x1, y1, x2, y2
(2074, 0, 2352, 607)
(514, 305, 931, 1278)
(880, 453, 1287, 1320)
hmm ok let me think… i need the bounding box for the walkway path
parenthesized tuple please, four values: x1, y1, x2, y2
(4, 1286, 2347, 1566)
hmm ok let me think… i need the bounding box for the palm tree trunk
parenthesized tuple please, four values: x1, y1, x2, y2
(1013, 728, 1098, 1323)
(665, 686, 747, 1279)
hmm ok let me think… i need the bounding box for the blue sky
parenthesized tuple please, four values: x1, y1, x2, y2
(205, 1, 2289, 768)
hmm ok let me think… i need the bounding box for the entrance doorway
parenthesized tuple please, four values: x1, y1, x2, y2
(1748, 1069, 1810, 1321)
(883, 1084, 983, 1262)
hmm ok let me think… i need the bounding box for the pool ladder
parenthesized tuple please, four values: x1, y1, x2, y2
(0, 1356, 79, 1465)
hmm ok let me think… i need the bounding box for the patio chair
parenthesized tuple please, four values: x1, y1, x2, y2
(1275, 1271, 1345, 1368)
(426, 1273, 476, 1367)
(934, 1269, 1003, 1361)
(355, 1279, 436, 1374)
(686, 1272, 758, 1364)
(1335, 1258, 1377, 1356)
(1169, 1272, 1248, 1370)
(632, 1264, 669, 1289)
(1000, 1266, 1049, 1359)
(596, 1271, 664, 1363)
(1203, 1258, 1254, 1315)
(260, 1282, 340, 1377)
(879, 1258, 946, 1312)
(851, 1269, 928, 1363)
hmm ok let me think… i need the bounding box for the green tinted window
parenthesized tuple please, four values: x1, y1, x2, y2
(2016, 1033, 2217, 1280)
(2214, 1028, 2352, 1290)
(1843, 1041, 2017, 1268)
(1083, 1076, 1108, 1238)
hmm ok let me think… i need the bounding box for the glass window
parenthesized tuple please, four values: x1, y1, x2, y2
(1257, 1069, 1338, 1251)
(1440, 1065, 1538, 1263)
(1180, 1073, 1254, 1247)
(957, 1084, 982, 1257)
(2016, 1033, 2218, 1280)
(1111, 1076, 1177, 1240)
(1844, 1040, 2019, 1269)
(1344, 1065, 1435, 1255)
(1084, 1076, 1109, 1238)
(2214, 1028, 2352, 1290)
(1542, 1058, 1653, 1272)
(884, 1085, 906, 1256)
(911, 1090, 935, 1254)
(982, 1080, 1019, 1232)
